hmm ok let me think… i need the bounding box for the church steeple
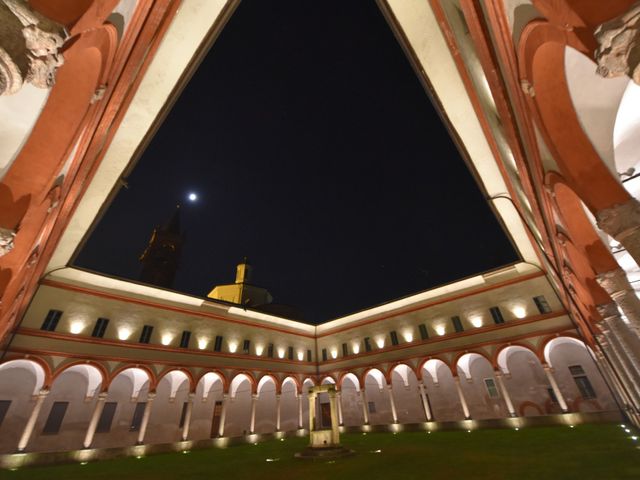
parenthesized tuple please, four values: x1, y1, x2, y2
(139, 205, 184, 288)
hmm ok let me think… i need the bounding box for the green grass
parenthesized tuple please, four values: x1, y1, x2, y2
(2, 424, 639, 480)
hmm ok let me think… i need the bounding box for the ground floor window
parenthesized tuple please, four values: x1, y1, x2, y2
(96, 402, 118, 433)
(42, 401, 68, 434)
(569, 365, 596, 399)
(368, 401, 376, 413)
(0, 400, 11, 428)
(483, 378, 499, 399)
(130, 402, 146, 431)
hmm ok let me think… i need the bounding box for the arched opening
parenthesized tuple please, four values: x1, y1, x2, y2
(390, 364, 422, 423)
(191, 372, 225, 440)
(420, 359, 462, 421)
(0, 359, 47, 452)
(255, 375, 278, 434)
(496, 345, 550, 416)
(543, 337, 616, 412)
(363, 368, 391, 425)
(300, 378, 315, 429)
(456, 353, 507, 420)
(280, 377, 299, 432)
(225, 373, 254, 436)
(92, 367, 151, 449)
(146, 370, 191, 444)
(339, 373, 362, 426)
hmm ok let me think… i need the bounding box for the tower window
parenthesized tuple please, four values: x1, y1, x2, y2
(91, 317, 109, 338)
(267, 343, 274, 358)
(452, 316, 464, 333)
(307, 349, 312, 362)
(418, 323, 429, 340)
(484, 378, 499, 399)
(322, 348, 328, 361)
(41, 310, 62, 332)
(214, 335, 223, 352)
(569, 365, 597, 399)
(489, 306, 505, 324)
(390, 331, 399, 346)
(364, 337, 372, 352)
(342, 343, 349, 356)
(179, 330, 191, 348)
(533, 295, 552, 314)
(139, 325, 153, 344)
(288, 346, 294, 360)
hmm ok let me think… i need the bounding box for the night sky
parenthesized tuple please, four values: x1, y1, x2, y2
(74, 0, 518, 323)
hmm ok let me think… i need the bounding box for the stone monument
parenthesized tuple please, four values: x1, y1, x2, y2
(295, 384, 354, 459)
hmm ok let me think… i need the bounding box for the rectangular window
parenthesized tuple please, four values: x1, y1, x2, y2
(419, 323, 429, 340)
(322, 348, 328, 361)
(569, 365, 597, 399)
(364, 337, 372, 352)
(179, 401, 189, 428)
(484, 378, 500, 399)
(533, 295, 552, 314)
(214, 335, 223, 352)
(490, 306, 505, 325)
(41, 309, 62, 332)
(0, 400, 11, 429)
(288, 346, 294, 360)
(42, 401, 68, 435)
(390, 331, 399, 346)
(91, 317, 109, 338)
(96, 402, 117, 433)
(342, 343, 349, 356)
(267, 343, 274, 358)
(307, 349, 312, 362)
(179, 330, 191, 348)
(139, 325, 153, 344)
(451, 316, 464, 333)
(242, 339, 250, 355)
(547, 387, 558, 404)
(368, 401, 376, 414)
(129, 402, 146, 431)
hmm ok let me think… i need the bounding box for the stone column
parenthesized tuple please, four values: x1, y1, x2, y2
(454, 376, 471, 419)
(595, 344, 638, 414)
(543, 365, 569, 413)
(596, 199, 640, 274)
(249, 393, 258, 434)
(0, 0, 68, 97)
(599, 304, 640, 386)
(418, 381, 432, 421)
(275, 394, 281, 431)
(597, 277, 640, 335)
(83, 392, 108, 448)
(602, 328, 640, 407)
(336, 391, 344, 426)
(136, 392, 156, 445)
(359, 389, 369, 425)
(308, 391, 316, 433)
(386, 384, 398, 424)
(217, 394, 229, 437)
(17, 388, 49, 451)
(494, 371, 517, 417)
(297, 392, 303, 429)
(181, 393, 195, 441)
(594, 2, 640, 85)
(328, 389, 340, 444)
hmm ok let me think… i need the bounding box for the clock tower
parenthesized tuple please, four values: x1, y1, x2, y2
(139, 205, 184, 288)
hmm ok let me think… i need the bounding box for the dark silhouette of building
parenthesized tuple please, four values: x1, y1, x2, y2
(139, 206, 183, 288)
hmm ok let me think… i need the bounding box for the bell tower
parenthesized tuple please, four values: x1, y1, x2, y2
(139, 205, 184, 288)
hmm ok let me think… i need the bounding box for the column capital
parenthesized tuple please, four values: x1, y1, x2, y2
(146, 392, 157, 400)
(0, 0, 68, 96)
(275, 393, 281, 400)
(37, 388, 50, 398)
(187, 392, 196, 400)
(542, 364, 553, 373)
(222, 393, 229, 400)
(595, 3, 640, 85)
(494, 369, 504, 378)
(97, 391, 109, 400)
(251, 393, 259, 400)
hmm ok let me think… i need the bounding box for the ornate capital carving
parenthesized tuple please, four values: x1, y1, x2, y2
(596, 302, 620, 321)
(596, 268, 633, 297)
(0, 0, 67, 96)
(595, 2, 640, 85)
(596, 198, 640, 240)
(0, 226, 15, 256)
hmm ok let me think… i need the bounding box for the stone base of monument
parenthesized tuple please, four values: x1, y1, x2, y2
(294, 446, 355, 460)
(295, 429, 354, 459)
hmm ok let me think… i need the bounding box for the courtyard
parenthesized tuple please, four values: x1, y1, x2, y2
(1, 424, 638, 480)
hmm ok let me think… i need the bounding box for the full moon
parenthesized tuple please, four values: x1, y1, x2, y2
(187, 192, 197, 202)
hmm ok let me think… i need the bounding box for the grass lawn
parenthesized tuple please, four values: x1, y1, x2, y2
(1, 424, 639, 480)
